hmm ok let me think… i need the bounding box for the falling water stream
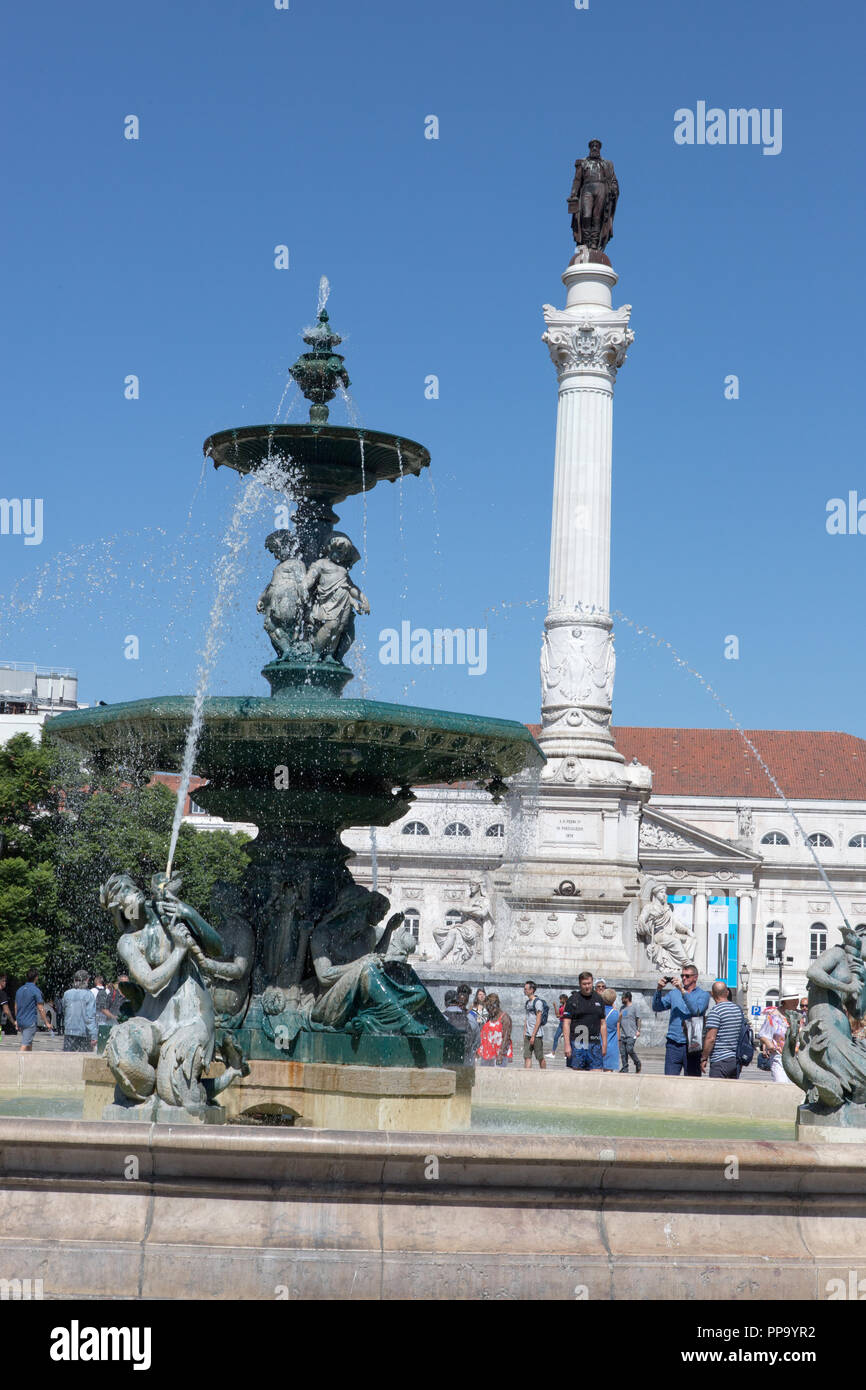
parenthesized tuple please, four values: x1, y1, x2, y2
(165, 458, 293, 876)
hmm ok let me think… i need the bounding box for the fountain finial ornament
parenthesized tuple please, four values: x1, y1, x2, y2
(568, 139, 619, 263)
(289, 308, 351, 424)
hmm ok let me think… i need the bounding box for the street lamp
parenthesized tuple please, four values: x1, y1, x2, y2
(775, 929, 787, 1004)
(739, 961, 751, 1010)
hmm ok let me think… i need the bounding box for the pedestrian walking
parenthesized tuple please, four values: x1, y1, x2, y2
(547, 994, 569, 1058)
(14, 969, 52, 1052)
(701, 980, 747, 1078)
(477, 993, 513, 1066)
(601, 988, 620, 1072)
(61, 971, 97, 1053)
(563, 972, 606, 1071)
(618, 991, 641, 1072)
(652, 966, 710, 1077)
(523, 980, 547, 1068)
(0, 975, 17, 1040)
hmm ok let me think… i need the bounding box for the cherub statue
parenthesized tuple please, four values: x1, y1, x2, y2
(99, 871, 247, 1119)
(304, 533, 369, 663)
(257, 529, 310, 658)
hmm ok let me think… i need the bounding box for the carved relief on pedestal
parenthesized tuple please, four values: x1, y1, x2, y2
(542, 310, 634, 381)
(541, 618, 615, 741)
(571, 914, 589, 939)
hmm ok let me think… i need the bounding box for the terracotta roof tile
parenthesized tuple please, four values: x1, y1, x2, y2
(608, 728, 866, 800)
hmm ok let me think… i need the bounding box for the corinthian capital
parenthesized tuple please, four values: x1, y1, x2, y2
(542, 307, 634, 380)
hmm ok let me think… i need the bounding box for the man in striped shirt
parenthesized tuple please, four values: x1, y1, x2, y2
(701, 980, 745, 1079)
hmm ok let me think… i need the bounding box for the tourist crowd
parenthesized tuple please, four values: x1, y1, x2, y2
(441, 974, 805, 1082)
(0, 970, 127, 1052)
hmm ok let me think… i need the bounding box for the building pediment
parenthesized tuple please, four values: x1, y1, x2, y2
(639, 810, 761, 864)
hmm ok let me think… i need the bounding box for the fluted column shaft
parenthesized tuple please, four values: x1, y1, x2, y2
(539, 263, 633, 766)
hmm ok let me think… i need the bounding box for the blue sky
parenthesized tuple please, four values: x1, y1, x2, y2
(3, 0, 865, 738)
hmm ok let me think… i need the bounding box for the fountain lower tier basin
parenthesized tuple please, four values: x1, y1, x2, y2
(82, 1055, 473, 1132)
(47, 694, 543, 832)
(0, 1112, 862, 1300)
(203, 424, 429, 503)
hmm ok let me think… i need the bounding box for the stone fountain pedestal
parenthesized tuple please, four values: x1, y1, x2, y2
(82, 1056, 472, 1132)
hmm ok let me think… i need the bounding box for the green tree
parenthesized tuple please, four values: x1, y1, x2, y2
(0, 734, 63, 980)
(51, 780, 251, 984)
(0, 733, 252, 991)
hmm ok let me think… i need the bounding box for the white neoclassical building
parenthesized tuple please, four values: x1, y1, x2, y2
(343, 725, 866, 1017)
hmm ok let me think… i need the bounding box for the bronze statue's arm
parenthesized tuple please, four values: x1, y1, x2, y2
(303, 561, 323, 595)
(568, 162, 583, 202)
(202, 954, 248, 982)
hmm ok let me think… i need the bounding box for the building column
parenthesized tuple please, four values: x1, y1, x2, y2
(693, 887, 709, 975)
(539, 263, 634, 769)
(737, 890, 755, 979)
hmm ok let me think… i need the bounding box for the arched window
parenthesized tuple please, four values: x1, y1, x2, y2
(444, 910, 464, 927)
(402, 821, 429, 836)
(765, 922, 784, 960)
(806, 832, 833, 848)
(849, 834, 866, 848)
(761, 831, 789, 846)
(402, 906, 420, 933)
(810, 924, 827, 959)
(486, 823, 505, 838)
(444, 822, 471, 837)
(764, 988, 779, 1009)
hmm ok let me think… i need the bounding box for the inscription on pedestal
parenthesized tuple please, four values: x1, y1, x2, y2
(539, 811, 599, 848)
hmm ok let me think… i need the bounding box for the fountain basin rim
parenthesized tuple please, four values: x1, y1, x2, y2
(46, 695, 545, 783)
(203, 424, 430, 503)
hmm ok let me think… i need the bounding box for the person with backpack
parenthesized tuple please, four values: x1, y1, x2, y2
(523, 980, 548, 1068)
(700, 979, 752, 1078)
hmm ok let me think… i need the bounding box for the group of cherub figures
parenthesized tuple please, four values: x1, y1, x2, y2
(257, 527, 369, 666)
(99, 865, 433, 1120)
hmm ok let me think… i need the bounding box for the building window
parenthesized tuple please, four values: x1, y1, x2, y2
(444, 910, 463, 927)
(761, 831, 789, 846)
(806, 832, 833, 848)
(444, 822, 471, 837)
(849, 834, 866, 848)
(402, 907, 420, 933)
(810, 925, 827, 959)
(765, 922, 784, 960)
(764, 988, 779, 1009)
(402, 821, 429, 836)
(485, 823, 505, 838)
(188, 800, 205, 815)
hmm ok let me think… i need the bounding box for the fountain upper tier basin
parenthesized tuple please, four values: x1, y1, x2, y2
(47, 695, 543, 800)
(203, 425, 429, 504)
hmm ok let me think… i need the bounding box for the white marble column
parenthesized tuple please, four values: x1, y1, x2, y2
(693, 887, 709, 974)
(539, 263, 633, 768)
(737, 890, 754, 976)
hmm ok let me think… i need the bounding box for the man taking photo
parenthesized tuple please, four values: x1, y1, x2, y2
(652, 964, 709, 1077)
